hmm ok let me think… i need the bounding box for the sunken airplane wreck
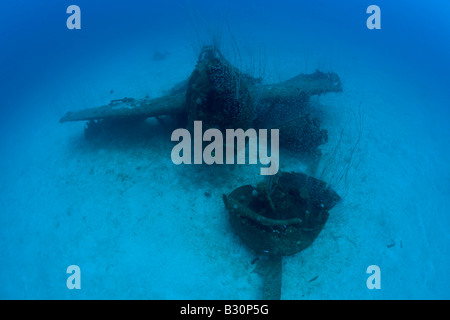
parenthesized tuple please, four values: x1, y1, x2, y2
(60, 46, 342, 164)
(60, 46, 343, 299)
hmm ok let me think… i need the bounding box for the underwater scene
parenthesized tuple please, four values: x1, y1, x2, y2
(0, 0, 449, 300)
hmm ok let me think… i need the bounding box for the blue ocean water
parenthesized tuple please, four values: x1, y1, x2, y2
(0, 0, 449, 299)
